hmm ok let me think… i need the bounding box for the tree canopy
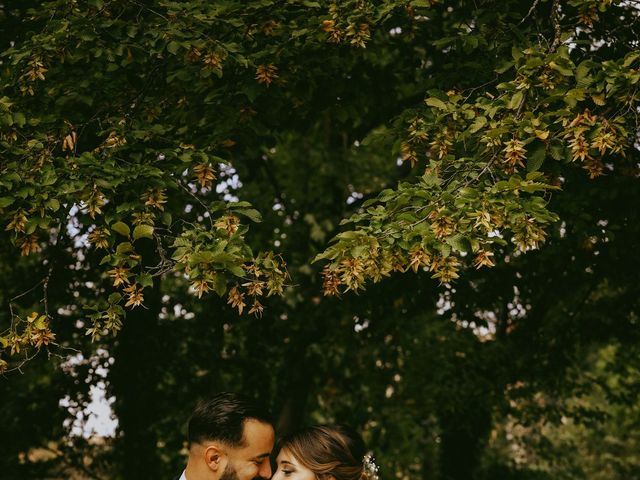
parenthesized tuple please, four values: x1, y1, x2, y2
(1, 1, 639, 479)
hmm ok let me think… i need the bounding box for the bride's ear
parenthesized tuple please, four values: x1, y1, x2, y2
(203, 444, 225, 472)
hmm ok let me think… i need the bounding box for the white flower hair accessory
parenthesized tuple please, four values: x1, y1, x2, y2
(362, 453, 380, 480)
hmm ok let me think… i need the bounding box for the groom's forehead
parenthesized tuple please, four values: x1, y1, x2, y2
(240, 419, 275, 452)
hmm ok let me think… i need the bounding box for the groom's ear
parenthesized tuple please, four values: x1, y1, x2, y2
(203, 444, 225, 472)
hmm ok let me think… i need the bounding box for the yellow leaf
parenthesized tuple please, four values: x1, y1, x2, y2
(62, 132, 77, 152)
(34, 315, 47, 329)
(535, 129, 550, 140)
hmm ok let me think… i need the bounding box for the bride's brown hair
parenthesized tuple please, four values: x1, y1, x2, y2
(277, 424, 368, 480)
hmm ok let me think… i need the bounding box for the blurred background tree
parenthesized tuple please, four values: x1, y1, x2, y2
(0, 1, 638, 479)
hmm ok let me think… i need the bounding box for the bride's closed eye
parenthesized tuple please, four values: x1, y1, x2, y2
(276, 464, 296, 477)
(275, 450, 315, 479)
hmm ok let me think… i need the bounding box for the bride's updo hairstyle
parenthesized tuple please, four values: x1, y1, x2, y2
(278, 424, 370, 480)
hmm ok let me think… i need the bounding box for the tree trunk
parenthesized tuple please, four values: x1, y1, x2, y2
(437, 406, 492, 480)
(109, 242, 163, 479)
(275, 355, 313, 436)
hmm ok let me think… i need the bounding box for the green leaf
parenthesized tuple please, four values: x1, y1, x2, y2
(227, 201, 252, 208)
(41, 170, 58, 186)
(550, 144, 564, 161)
(446, 234, 471, 253)
(1, 113, 13, 126)
(133, 224, 154, 240)
(548, 60, 574, 77)
(16, 186, 35, 199)
(137, 273, 154, 288)
(351, 245, 369, 258)
(0, 197, 14, 208)
(116, 242, 134, 254)
(172, 247, 189, 261)
(469, 116, 487, 133)
(378, 189, 396, 202)
(210, 252, 238, 264)
(167, 41, 181, 55)
(398, 212, 417, 223)
(111, 221, 131, 237)
(437, 243, 452, 258)
(214, 274, 227, 296)
(25, 218, 38, 234)
(360, 126, 391, 147)
(421, 170, 440, 187)
(190, 251, 214, 263)
(495, 61, 514, 74)
(45, 198, 60, 212)
(235, 208, 262, 223)
(425, 97, 448, 110)
(458, 187, 479, 199)
(527, 146, 546, 172)
(411, 0, 436, 7)
(511, 46, 523, 61)
(564, 88, 586, 107)
(228, 264, 246, 277)
(108, 292, 122, 304)
(508, 91, 524, 110)
(623, 51, 640, 67)
(13, 112, 26, 128)
(575, 61, 593, 88)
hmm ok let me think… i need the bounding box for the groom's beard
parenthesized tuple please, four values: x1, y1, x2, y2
(220, 464, 239, 480)
(219, 461, 269, 480)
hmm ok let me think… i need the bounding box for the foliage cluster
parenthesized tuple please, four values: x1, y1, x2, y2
(0, 1, 639, 479)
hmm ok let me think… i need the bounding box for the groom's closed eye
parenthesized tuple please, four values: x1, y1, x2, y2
(251, 453, 270, 465)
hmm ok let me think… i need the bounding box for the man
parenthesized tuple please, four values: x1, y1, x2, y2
(177, 392, 275, 480)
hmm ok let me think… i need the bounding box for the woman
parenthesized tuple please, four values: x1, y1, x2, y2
(272, 424, 379, 480)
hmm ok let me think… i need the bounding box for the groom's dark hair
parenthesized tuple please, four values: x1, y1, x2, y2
(188, 392, 272, 447)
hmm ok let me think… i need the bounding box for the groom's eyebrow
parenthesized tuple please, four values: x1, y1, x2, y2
(252, 453, 271, 460)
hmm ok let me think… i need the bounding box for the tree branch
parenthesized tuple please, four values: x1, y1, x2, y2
(550, 0, 562, 52)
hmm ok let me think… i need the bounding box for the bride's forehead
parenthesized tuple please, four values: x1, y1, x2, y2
(276, 447, 295, 462)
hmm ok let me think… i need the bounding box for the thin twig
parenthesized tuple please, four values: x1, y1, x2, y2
(520, 0, 542, 25)
(128, 0, 170, 21)
(5, 349, 40, 374)
(550, 0, 562, 52)
(10, 280, 45, 303)
(177, 180, 215, 229)
(43, 264, 54, 318)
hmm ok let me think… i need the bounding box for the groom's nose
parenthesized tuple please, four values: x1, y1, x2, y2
(258, 459, 272, 479)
